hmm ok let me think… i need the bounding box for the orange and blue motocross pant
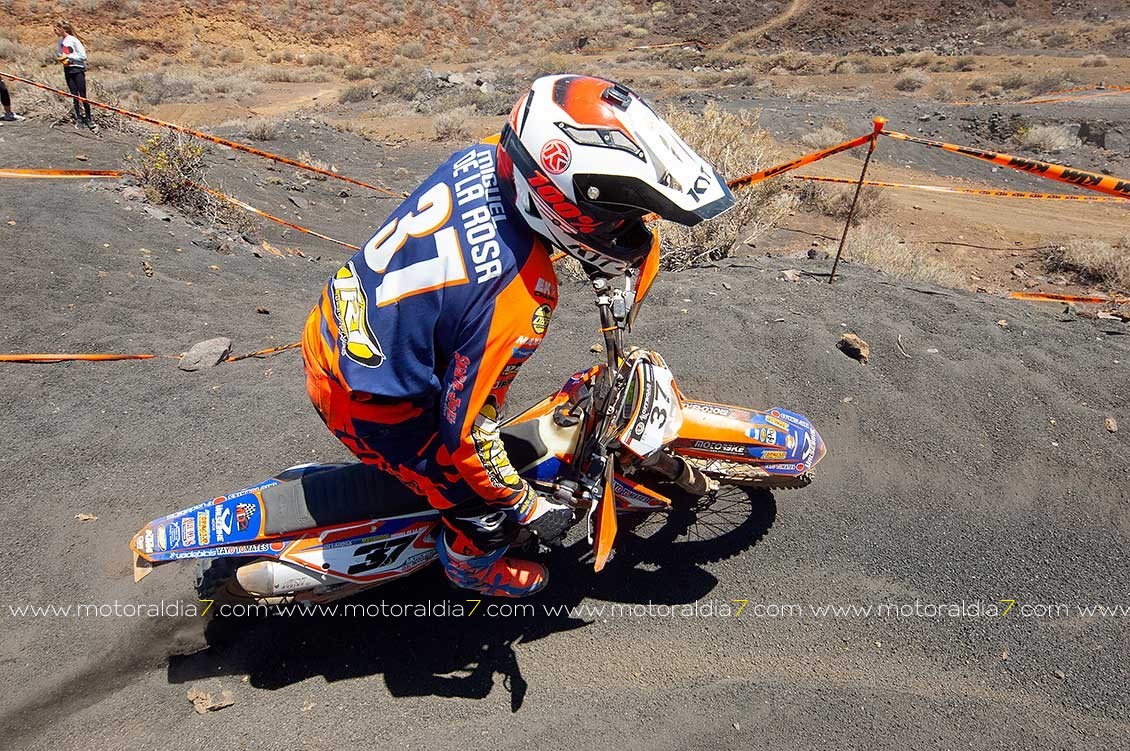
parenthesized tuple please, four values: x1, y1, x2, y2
(302, 336, 514, 554)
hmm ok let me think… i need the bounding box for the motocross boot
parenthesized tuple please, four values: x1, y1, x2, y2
(436, 530, 548, 598)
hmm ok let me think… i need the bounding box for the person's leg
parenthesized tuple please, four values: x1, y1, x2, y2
(302, 346, 547, 596)
(74, 69, 92, 125)
(64, 68, 83, 123)
(0, 79, 13, 117)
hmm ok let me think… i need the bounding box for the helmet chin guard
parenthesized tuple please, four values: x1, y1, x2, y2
(497, 75, 735, 275)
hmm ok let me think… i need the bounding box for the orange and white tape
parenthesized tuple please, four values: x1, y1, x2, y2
(0, 168, 124, 179)
(194, 184, 360, 251)
(729, 118, 886, 190)
(0, 342, 302, 365)
(1020, 85, 1130, 105)
(0, 70, 404, 198)
(880, 130, 1130, 200)
(1009, 291, 1129, 306)
(791, 174, 1129, 203)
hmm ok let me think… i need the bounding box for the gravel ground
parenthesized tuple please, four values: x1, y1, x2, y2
(1, 118, 1128, 750)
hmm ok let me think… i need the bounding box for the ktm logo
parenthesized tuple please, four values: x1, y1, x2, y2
(540, 140, 572, 175)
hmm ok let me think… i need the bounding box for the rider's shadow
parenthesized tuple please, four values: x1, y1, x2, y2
(166, 489, 776, 711)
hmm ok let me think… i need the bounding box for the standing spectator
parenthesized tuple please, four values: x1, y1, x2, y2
(55, 20, 96, 132)
(0, 78, 18, 121)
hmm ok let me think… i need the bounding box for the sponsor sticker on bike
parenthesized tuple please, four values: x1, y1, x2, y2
(235, 502, 256, 532)
(181, 516, 196, 547)
(197, 511, 210, 546)
(168, 520, 181, 548)
(156, 525, 167, 551)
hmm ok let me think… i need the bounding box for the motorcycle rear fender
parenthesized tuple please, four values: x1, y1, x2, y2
(130, 465, 442, 585)
(671, 400, 826, 476)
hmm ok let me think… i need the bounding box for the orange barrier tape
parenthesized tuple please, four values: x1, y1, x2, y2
(628, 39, 708, 51)
(729, 118, 885, 190)
(1020, 88, 1130, 106)
(0, 353, 159, 363)
(1, 166, 361, 251)
(0, 341, 303, 365)
(225, 341, 302, 362)
(195, 184, 360, 251)
(880, 130, 1130, 200)
(791, 174, 1130, 203)
(0, 71, 404, 199)
(1009, 291, 1130, 305)
(0, 168, 124, 179)
(1020, 84, 1130, 102)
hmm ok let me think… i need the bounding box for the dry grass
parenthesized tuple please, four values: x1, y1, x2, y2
(246, 118, 280, 141)
(845, 224, 965, 288)
(1015, 124, 1078, 154)
(894, 70, 930, 92)
(296, 150, 335, 180)
(800, 125, 848, 150)
(432, 107, 474, 141)
(1081, 54, 1109, 68)
(339, 84, 371, 104)
(801, 183, 891, 226)
(1043, 239, 1130, 290)
(659, 103, 791, 270)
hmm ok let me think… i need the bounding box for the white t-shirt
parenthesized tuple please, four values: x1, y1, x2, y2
(58, 35, 87, 68)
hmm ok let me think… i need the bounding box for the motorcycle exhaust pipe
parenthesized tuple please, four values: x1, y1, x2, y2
(235, 560, 333, 597)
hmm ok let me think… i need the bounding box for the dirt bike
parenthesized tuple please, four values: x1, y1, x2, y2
(130, 249, 826, 606)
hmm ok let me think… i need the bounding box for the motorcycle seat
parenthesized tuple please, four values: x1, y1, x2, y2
(261, 463, 434, 535)
(258, 424, 548, 535)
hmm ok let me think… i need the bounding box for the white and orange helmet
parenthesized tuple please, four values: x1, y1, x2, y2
(498, 74, 735, 275)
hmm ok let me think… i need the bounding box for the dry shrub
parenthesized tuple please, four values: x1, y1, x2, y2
(967, 76, 992, 93)
(1081, 54, 1109, 68)
(127, 133, 206, 206)
(432, 107, 474, 141)
(1015, 124, 1078, 154)
(845, 224, 964, 288)
(344, 65, 376, 81)
(247, 118, 280, 141)
(998, 72, 1028, 91)
(397, 40, 426, 59)
(218, 46, 245, 64)
(800, 125, 848, 150)
(929, 83, 955, 102)
(951, 56, 976, 72)
(124, 133, 249, 230)
(802, 183, 890, 226)
(894, 70, 930, 92)
(339, 84, 371, 104)
(1030, 69, 1072, 95)
(296, 150, 335, 181)
(256, 66, 332, 83)
(1043, 239, 1130, 290)
(659, 104, 792, 270)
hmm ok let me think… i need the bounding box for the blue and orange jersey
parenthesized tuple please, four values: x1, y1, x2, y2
(304, 139, 559, 509)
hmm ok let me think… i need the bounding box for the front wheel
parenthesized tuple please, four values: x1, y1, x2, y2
(618, 481, 777, 565)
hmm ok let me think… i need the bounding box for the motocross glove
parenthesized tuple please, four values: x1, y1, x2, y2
(508, 486, 574, 542)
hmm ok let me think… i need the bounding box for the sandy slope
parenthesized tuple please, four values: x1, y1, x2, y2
(0, 120, 1128, 750)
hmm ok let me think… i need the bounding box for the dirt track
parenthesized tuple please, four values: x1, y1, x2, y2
(1, 118, 1129, 749)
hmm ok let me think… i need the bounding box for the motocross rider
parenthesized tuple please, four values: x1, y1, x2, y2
(302, 74, 735, 597)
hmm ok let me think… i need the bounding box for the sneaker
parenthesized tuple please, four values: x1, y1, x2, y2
(436, 535, 548, 598)
(87, 120, 100, 134)
(0, 113, 15, 122)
